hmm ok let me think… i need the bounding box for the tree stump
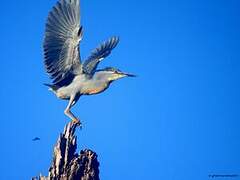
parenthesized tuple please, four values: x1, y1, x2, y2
(32, 123, 100, 180)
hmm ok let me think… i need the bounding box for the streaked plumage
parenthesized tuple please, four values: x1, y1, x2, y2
(43, 0, 135, 125)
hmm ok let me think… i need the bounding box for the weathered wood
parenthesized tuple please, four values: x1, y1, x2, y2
(33, 123, 99, 180)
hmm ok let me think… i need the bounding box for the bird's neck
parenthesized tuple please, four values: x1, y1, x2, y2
(81, 72, 111, 95)
(92, 71, 113, 83)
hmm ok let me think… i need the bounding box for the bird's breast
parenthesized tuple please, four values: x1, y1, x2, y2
(83, 87, 106, 95)
(82, 82, 109, 95)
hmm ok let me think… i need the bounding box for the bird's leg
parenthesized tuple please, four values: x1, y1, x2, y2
(64, 96, 81, 125)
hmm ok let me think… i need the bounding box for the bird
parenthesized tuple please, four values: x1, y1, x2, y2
(32, 137, 41, 141)
(43, 0, 135, 125)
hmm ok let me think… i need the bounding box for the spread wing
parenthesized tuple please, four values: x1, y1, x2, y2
(43, 0, 83, 84)
(83, 37, 119, 76)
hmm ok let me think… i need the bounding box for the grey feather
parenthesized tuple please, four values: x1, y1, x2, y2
(43, 0, 82, 85)
(83, 36, 119, 76)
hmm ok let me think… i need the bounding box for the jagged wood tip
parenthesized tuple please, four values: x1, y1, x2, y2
(33, 122, 100, 180)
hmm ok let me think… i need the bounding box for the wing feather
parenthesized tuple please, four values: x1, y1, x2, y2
(83, 37, 119, 76)
(43, 0, 82, 85)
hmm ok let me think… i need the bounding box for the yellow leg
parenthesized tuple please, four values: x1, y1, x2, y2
(64, 96, 82, 126)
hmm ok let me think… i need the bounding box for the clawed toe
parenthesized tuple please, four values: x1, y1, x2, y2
(72, 118, 82, 128)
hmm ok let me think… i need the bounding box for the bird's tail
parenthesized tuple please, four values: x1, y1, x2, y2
(43, 83, 59, 92)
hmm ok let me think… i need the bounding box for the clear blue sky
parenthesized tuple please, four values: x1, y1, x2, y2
(0, 0, 240, 179)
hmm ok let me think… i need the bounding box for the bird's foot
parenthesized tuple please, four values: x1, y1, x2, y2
(72, 118, 82, 128)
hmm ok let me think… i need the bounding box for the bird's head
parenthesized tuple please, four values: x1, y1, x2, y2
(97, 67, 136, 82)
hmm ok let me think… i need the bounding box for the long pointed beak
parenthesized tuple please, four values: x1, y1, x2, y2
(122, 72, 137, 77)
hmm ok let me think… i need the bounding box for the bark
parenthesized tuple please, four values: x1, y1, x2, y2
(32, 123, 100, 180)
